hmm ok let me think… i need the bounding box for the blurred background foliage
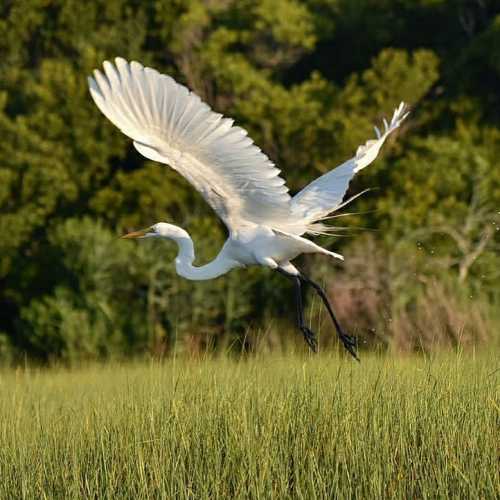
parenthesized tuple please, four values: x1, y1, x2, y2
(0, 0, 499, 363)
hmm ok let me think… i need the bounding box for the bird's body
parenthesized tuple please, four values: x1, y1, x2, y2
(139, 222, 340, 281)
(89, 58, 409, 358)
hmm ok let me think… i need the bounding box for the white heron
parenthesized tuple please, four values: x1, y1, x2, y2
(88, 58, 409, 359)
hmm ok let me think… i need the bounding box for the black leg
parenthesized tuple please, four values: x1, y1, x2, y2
(299, 274, 360, 362)
(277, 269, 317, 352)
(294, 275, 318, 352)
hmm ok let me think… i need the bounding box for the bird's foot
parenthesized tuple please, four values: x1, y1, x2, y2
(301, 327, 318, 353)
(338, 331, 360, 362)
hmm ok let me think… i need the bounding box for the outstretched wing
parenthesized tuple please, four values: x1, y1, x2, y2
(291, 102, 409, 228)
(88, 58, 292, 231)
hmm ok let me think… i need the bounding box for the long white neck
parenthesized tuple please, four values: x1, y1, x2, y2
(161, 227, 237, 281)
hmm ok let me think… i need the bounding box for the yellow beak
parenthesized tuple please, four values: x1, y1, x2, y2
(121, 228, 148, 239)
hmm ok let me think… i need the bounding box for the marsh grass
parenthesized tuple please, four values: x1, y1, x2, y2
(0, 353, 498, 498)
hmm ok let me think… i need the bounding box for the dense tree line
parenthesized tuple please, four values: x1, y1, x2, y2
(1, 0, 499, 362)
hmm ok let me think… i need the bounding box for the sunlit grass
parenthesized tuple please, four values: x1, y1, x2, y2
(0, 352, 498, 498)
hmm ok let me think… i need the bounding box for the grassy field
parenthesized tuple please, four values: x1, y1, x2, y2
(0, 352, 498, 499)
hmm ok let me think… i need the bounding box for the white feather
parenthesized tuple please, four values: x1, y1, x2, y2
(291, 102, 409, 225)
(89, 59, 408, 237)
(89, 58, 292, 232)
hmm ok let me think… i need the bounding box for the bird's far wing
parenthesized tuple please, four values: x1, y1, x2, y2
(290, 103, 409, 231)
(88, 58, 292, 231)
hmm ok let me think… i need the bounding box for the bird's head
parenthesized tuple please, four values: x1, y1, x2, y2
(121, 222, 189, 240)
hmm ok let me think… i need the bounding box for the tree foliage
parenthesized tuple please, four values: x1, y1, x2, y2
(1, 0, 499, 362)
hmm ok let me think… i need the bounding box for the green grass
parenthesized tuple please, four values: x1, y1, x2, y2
(0, 353, 498, 499)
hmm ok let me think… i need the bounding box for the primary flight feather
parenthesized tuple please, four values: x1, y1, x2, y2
(88, 58, 409, 359)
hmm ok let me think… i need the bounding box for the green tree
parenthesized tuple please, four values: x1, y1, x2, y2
(1, 0, 499, 362)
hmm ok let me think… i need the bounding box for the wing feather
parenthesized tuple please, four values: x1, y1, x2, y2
(89, 58, 292, 231)
(291, 103, 409, 228)
(89, 59, 408, 237)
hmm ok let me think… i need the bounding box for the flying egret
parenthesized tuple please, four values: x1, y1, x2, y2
(88, 58, 409, 359)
